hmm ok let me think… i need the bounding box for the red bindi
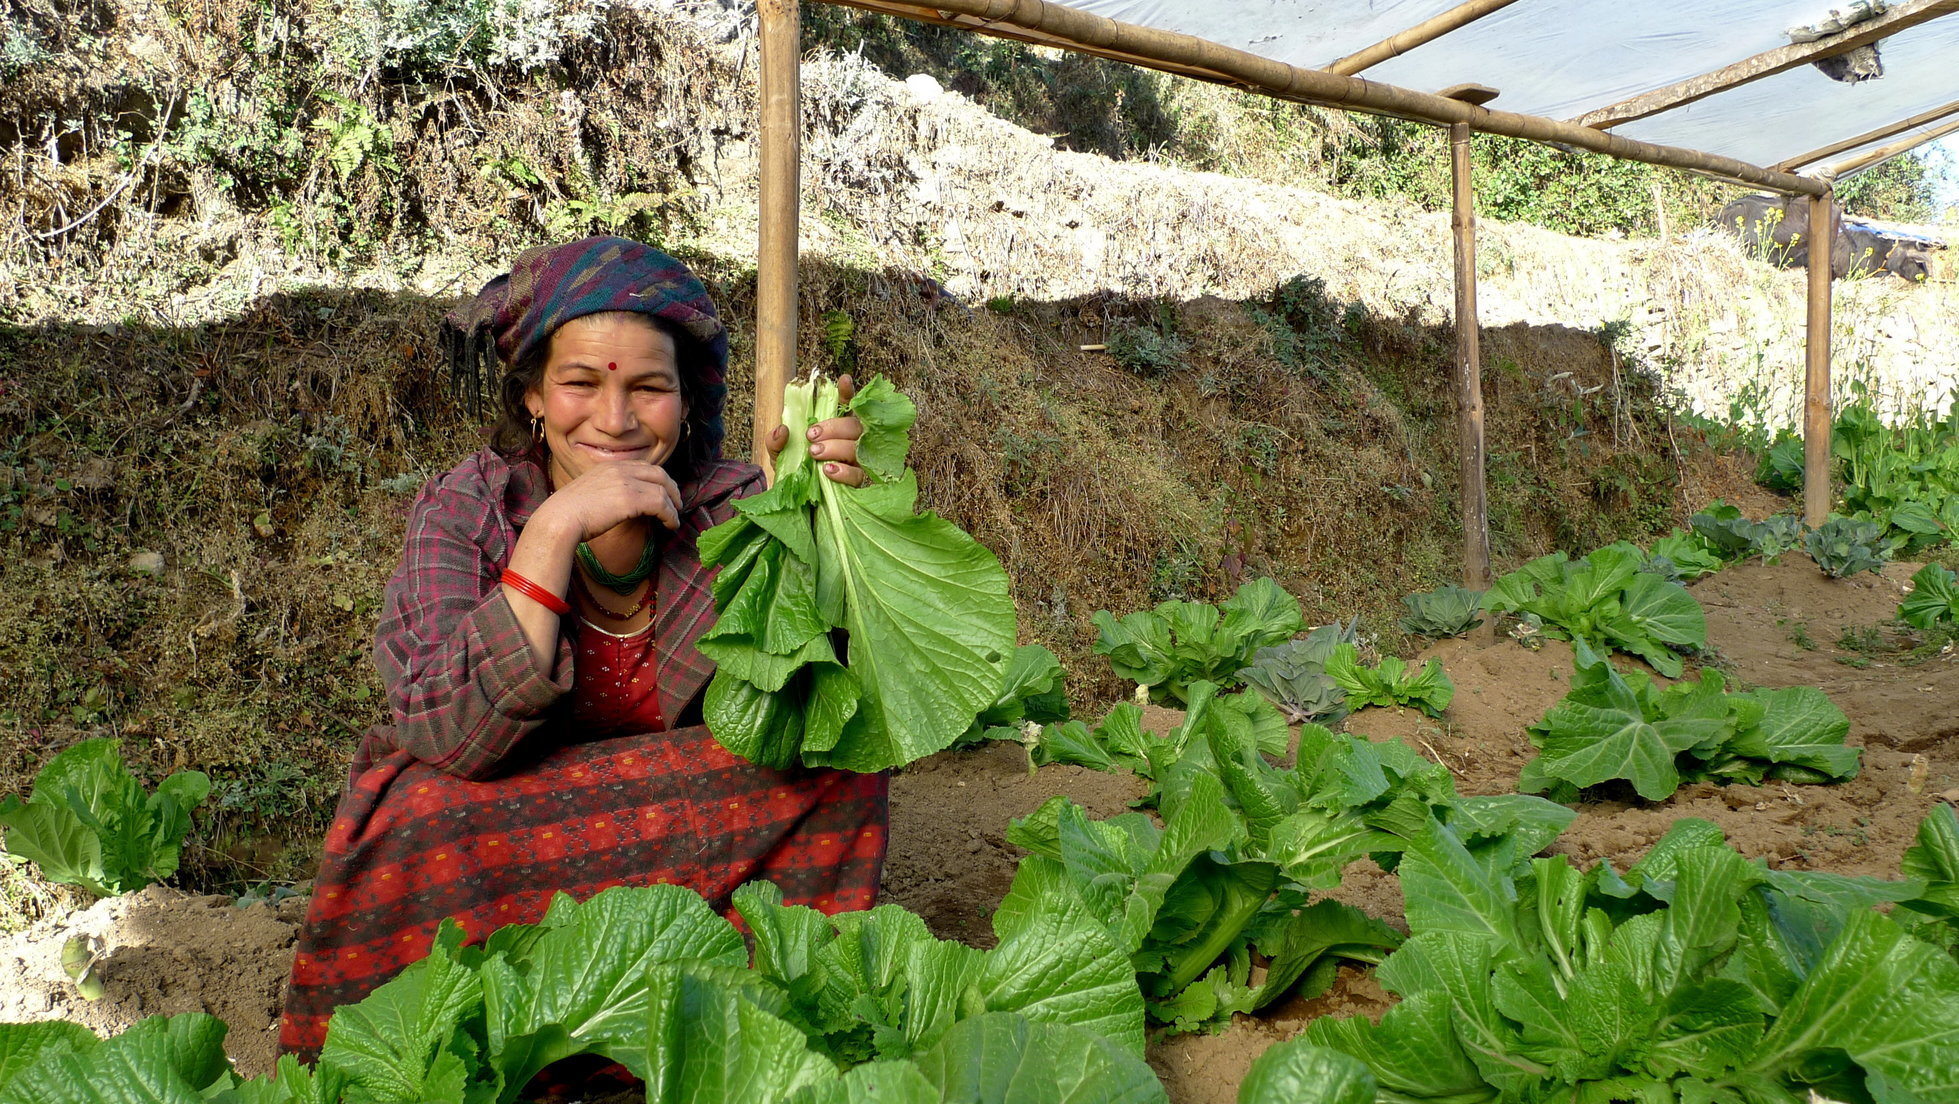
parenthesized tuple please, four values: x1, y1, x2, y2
(606, 362, 618, 371)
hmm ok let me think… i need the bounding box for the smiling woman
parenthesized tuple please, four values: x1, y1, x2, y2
(276, 237, 888, 1076)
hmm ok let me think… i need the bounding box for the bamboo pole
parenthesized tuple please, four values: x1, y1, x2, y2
(1803, 190, 1834, 528)
(1814, 115, 1959, 180)
(1574, 0, 1959, 130)
(1327, 0, 1522, 76)
(755, 0, 802, 482)
(1772, 97, 1959, 172)
(822, 0, 1829, 195)
(1451, 122, 1492, 590)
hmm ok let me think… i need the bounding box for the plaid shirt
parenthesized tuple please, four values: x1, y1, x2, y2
(361, 447, 765, 780)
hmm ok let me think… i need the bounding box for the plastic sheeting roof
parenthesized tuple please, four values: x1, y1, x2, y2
(1028, 0, 1959, 179)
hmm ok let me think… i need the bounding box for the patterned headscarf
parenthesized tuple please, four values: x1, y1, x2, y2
(442, 236, 729, 464)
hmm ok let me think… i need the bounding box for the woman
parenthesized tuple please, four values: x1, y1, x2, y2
(279, 236, 887, 1061)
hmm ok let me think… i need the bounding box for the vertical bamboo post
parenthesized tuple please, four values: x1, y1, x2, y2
(1451, 122, 1493, 590)
(754, 0, 801, 482)
(1803, 190, 1834, 527)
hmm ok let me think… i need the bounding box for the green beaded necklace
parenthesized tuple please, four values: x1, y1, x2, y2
(575, 537, 659, 594)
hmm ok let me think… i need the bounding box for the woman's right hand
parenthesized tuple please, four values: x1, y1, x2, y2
(531, 461, 683, 544)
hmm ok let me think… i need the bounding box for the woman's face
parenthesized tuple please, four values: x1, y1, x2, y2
(525, 313, 688, 486)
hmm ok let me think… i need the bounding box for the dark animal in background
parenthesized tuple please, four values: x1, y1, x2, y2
(1841, 225, 1936, 282)
(1716, 194, 1937, 282)
(1716, 194, 1850, 275)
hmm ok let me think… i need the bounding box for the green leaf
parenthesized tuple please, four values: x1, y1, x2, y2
(782, 1061, 938, 1104)
(1323, 645, 1456, 717)
(1529, 688, 1696, 802)
(846, 376, 919, 485)
(0, 1014, 231, 1104)
(211, 1055, 349, 1104)
(1236, 1037, 1375, 1104)
(909, 1013, 1168, 1104)
(1218, 578, 1306, 655)
(1900, 564, 1959, 630)
(1094, 580, 1302, 705)
(966, 645, 1071, 743)
(1303, 990, 1497, 1101)
(0, 798, 106, 896)
(1729, 687, 1859, 780)
(983, 858, 1146, 1055)
(0, 1022, 98, 1094)
(799, 472, 1016, 771)
(1611, 571, 1705, 676)
(639, 965, 839, 1104)
(483, 885, 748, 1087)
(1247, 899, 1401, 1010)
(0, 739, 209, 898)
(1901, 804, 1959, 921)
(1749, 910, 1959, 1098)
(1638, 979, 1765, 1080)
(1396, 820, 1521, 950)
(319, 921, 486, 1101)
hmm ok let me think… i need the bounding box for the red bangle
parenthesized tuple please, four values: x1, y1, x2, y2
(501, 568, 570, 616)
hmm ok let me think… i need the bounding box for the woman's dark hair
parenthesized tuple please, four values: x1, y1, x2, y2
(491, 311, 717, 484)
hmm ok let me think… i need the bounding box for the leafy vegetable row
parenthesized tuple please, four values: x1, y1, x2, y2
(1521, 643, 1859, 802)
(1266, 806, 1959, 1103)
(0, 874, 1159, 1104)
(1023, 681, 1571, 1031)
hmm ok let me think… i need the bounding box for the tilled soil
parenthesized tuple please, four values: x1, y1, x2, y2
(1, 558, 1952, 1100)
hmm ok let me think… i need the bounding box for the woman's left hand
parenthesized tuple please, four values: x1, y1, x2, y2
(768, 374, 865, 487)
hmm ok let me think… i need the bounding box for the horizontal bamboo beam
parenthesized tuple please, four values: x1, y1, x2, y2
(821, 0, 1829, 195)
(1572, 0, 1959, 130)
(1773, 98, 1959, 172)
(1328, 0, 1522, 76)
(1816, 113, 1959, 179)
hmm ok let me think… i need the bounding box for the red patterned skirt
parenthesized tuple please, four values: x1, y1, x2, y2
(277, 724, 888, 1061)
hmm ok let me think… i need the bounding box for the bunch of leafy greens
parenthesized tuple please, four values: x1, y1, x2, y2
(1643, 530, 1724, 582)
(1011, 682, 1572, 1032)
(0, 881, 1163, 1104)
(1234, 619, 1359, 724)
(1834, 393, 1959, 554)
(1279, 815, 1959, 1104)
(1397, 585, 1484, 638)
(954, 644, 1070, 748)
(1484, 545, 1707, 677)
(1323, 644, 1454, 718)
(1803, 515, 1892, 578)
(1520, 643, 1859, 802)
(0, 738, 210, 898)
(1901, 563, 1959, 630)
(1091, 578, 1304, 705)
(1689, 502, 1803, 564)
(697, 376, 1016, 772)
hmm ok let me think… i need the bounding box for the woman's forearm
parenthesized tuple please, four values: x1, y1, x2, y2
(501, 506, 582, 673)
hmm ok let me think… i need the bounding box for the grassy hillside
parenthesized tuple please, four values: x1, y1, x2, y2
(2, 0, 1774, 911)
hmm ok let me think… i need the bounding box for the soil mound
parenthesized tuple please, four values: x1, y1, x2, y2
(0, 886, 306, 1077)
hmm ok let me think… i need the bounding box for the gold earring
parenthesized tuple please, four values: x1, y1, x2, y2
(530, 415, 543, 443)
